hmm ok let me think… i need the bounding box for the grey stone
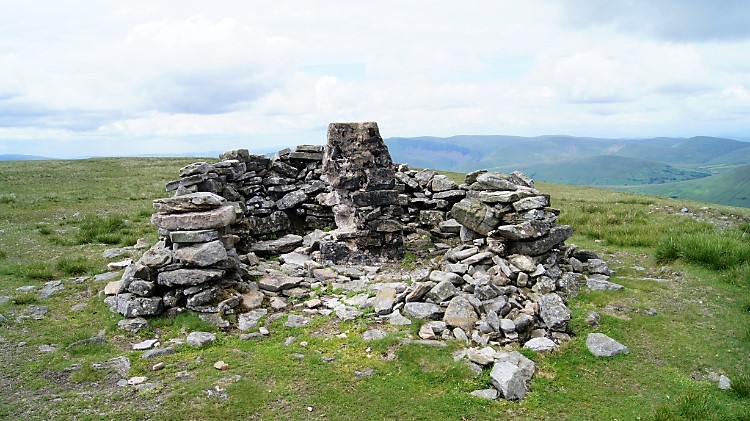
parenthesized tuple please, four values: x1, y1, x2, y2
(509, 255, 536, 272)
(334, 305, 362, 321)
(467, 348, 495, 366)
(493, 220, 552, 240)
(151, 205, 236, 231)
(470, 388, 499, 400)
(429, 270, 463, 285)
(238, 309, 268, 331)
(141, 242, 173, 267)
(719, 375, 732, 390)
(438, 219, 463, 233)
(403, 302, 443, 320)
(249, 234, 304, 255)
(523, 337, 556, 352)
(373, 286, 397, 315)
(179, 162, 212, 177)
(429, 175, 458, 192)
(427, 280, 459, 302)
(39, 280, 64, 299)
(508, 225, 573, 256)
(142, 347, 176, 359)
(152, 192, 226, 213)
(586, 333, 628, 357)
(500, 319, 516, 334)
(512, 196, 548, 212)
(258, 273, 303, 292)
(132, 339, 158, 351)
(473, 172, 518, 191)
(92, 356, 131, 377)
(490, 361, 528, 400)
(170, 230, 220, 243)
(537, 293, 570, 331)
(472, 190, 537, 204)
(586, 275, 624, 291)
(388, 309, 412, 326)
(285, 314, 311, 328)
(450, 198, 501, 236)
(157, 269, 224, 287)
(276, 190, 307, 210)
(586, 259, 611, 275)
(118, 317, 148, 333)
(240, 291, 265, 311)
(443, 295, 479, 331)
(362, 329, 387, 341)
(186, 332, 216, 348)
(127, 280, 156, 297)
(111, 294, 163, 317)
(175, 240, 228, 267)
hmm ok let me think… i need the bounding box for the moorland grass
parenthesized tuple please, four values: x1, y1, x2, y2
(1, 159, 749, 420)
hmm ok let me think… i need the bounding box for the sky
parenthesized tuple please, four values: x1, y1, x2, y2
(2, 0, 750, 158)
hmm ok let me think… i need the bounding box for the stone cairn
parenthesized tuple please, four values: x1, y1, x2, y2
(105, 122, 616, 401)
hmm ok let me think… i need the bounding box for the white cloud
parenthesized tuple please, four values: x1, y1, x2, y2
(1, 0, 749, 158)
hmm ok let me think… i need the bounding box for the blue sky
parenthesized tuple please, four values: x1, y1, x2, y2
(1, 0, 750, 158)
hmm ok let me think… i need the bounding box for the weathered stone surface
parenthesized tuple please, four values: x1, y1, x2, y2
(388, 309, 412, 326)
(175, 240, 228, 267)
(403, 302, 443, 320)
(169, 230, 220, 243)
(127, 280, 156, 297)
(512, 196, 548, 212)
(238, 309, 268, 331)
(472, 190, 537, 204)
(471, 389, 499, 400)
(473, 172, 518, 191)
(443, 296, 479, 331)
(507, 225, 573, 256)
(153, 192, 226, 213)
(523, 337, 556, 352)
(151, 205, 236, 231)
(157, 269, 224, 287)
(586, 275, 624, 291)
(586, 259, 611, 275)
(373, 286, 397, 315)
(429, 270, 463, 285)
(438, 219, 462, 233)
(493, 220, 552, 240)
(92, 356, 131, 376)
(276, 190, 307, 210)
(429, 175, 458, 192)
(427, 280, 459, 302)
(258, 273, 303, 292)
(186, 332, 216, 348)
(490, 361, 528, 400)
(248, 211, 291, 235)
(451, 198, 501, 236)
(141, 242, 172, 268)
(111, 294, 163, 317)
(510, 255, 537, 272)
(285, 314, 311, 328)
(586, 333, 628, 357)
(179, 162, 212, 177)
(537, 293, 570, 331)
(142, 347, 175, 360)
(118, 317, 148, 333)
(39, 280, 64, 299)
(249, 234, 303, 255)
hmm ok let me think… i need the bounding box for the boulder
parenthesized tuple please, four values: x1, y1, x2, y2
(450, 198, 501, 236)
(537, 293, 571, 331)
(473, 172, 518, 191)
(373, 286, 397, 315)
(490, 361, 528, 400)
(586, 333, 628, 357)
(157, 269, 225, 287)
(174, 240, 228, 267)
(443, 295, 478, 331)
(186, 332, 216, 348)
(403, 302, 443, 320)
(507, 225, 573, 256)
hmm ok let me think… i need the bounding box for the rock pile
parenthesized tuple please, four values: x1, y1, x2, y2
(103, 121, 617, 401)
(319, 122, 405, 263)
(105, 192, 250, 317)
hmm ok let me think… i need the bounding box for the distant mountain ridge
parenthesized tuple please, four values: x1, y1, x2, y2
(385, 135, 750, 207)
(0, 154, 57, 161)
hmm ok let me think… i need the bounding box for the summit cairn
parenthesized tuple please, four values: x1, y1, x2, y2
(319, 122, 404, 263)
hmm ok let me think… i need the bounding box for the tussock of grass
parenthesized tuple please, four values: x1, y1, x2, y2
(732, 373, 750, 399)
(75, 214, 133, 245)
(0, 192, 17, 204)
(55, 256, 96, 276)
(652, 392, 723, 421)
(0, 250, 6, 260)
(656, 230, 750, 270)
(12, 293, 37, 305)
(20, 262, 56, 280)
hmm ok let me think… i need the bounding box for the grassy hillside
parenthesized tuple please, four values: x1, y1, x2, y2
(1, 158, 749, 420)
(622, 164, 750, 208)
(505, 155, 711, 186)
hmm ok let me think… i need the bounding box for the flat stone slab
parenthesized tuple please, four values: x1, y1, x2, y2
(258, 273, 303, 292)
(157, 268, 225, 287)
(523, 337, 556, 352)
(152, 192, 226, 213)
(151, 205, 236, 231)
(249, 234, 303, 255)
(586, 275, 624, 291)
(403, 302, 443, 320)
(586, 333, 628, 357)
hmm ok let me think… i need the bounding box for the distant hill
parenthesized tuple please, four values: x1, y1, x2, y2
(385, 134, 750, 208)
(621, 164, 750, 208)
(502, 155, 711, 186)
(0, 154, 57, 161)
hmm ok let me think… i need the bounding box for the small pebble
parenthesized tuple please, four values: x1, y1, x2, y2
(214, 361, 229, 370)
(151, 362, 165, 371)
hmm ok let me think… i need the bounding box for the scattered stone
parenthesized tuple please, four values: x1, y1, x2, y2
(719, 375, 732, 390)
(128, 376, 148, 385)
(403, 302, 443, 320)
(92, 356, 131, 377)
(38, 280, 64, 299)
(388, 310, 412, 326)
(187, 332, 216, 348)
(470, 388, 499, 400)
(523, 337, 556, 352)
(238, 309, 268, 331)
(491, 361, 529, 401)
(586, 275, 624, 291)
(443, 296, 478, 331)
(38, 344, 57, 353)
(108, 259, 132, 271)
(118, 317, 148, 333)
(285, 314, 311, 328)
(142, 347, 175, 359)
(362, 329, 387, 341)
(586, 333, 628, 357)
(355, 368, 375, 378)
(132, 339, 158, 351)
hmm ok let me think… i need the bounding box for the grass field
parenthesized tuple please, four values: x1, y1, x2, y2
(1, 159, 749, 420)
